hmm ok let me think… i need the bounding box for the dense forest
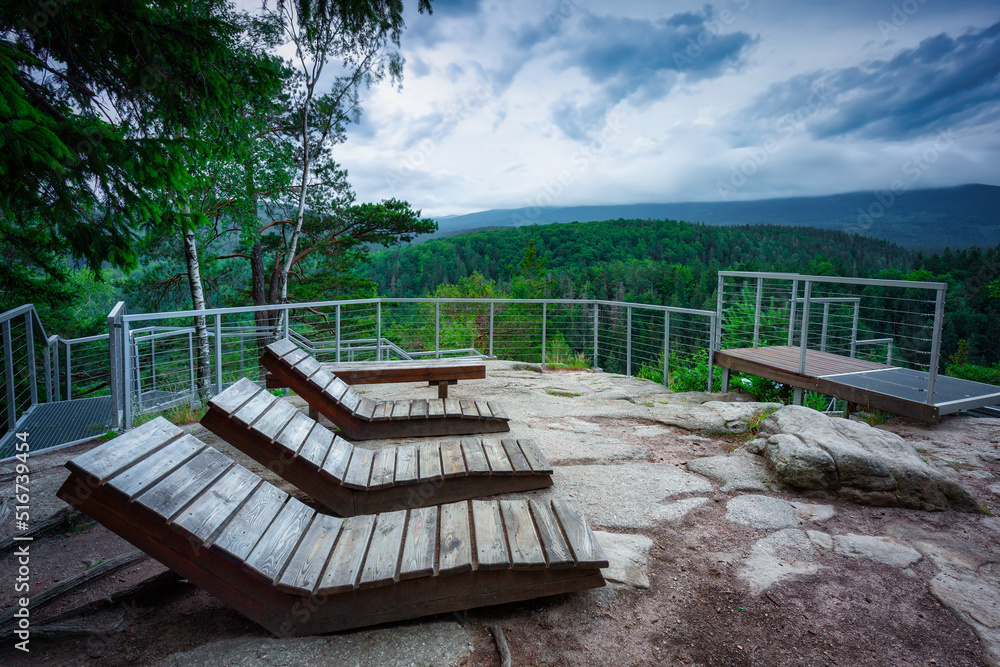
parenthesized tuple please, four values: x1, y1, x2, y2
(364, 219, 1000, 367)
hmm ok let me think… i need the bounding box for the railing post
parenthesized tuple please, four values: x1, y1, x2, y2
(489, 302, 494, 357)
(335, 304, 342, 363)
(794, 281, 812, 406)
(122, 319, 132, 429)
(926, 286, 945, 404)
(107, 306, 119, 428)
(282, 307, 290, 340)
(25, 312, 38, 406)
(541, 302, 547, 367)
(43, 338, 52, 403)
(715, 273, 725, 350)
(820, 303, 830, 353)
(188, 331, 196, 405)
(151, 333, 157, 392)
(663, 312, 670, 387)
(52, 339, 60, 402)
(592, 303, 599, 369)
(64, 341, 72, 401)
(850, 301, 860, 358)
(214, 313, 223, 395)
(787, 279, 798, 346)
(626, 306, 632, 376)
(376, 301, 382, 361)
(133, 337, 142, 413)
(435, 302, 440, 359)
(752, 277, 763, 348)
(707, 314, 715, 392)
(3, 320, 16, 429)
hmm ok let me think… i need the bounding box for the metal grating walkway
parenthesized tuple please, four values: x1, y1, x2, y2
(0, 396, 112, 459)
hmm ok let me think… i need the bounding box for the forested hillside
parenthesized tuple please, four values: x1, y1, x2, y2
(364, 219, 1000, 366)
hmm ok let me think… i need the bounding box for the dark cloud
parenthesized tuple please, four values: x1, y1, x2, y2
(551, 6, 756, 139)
(745, 20, 1000, 141)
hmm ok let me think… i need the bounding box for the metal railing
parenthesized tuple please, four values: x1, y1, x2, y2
(112, 297, 717, 429)
(715, 271, 947, 403)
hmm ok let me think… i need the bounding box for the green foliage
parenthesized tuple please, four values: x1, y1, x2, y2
(946, 363, 1000, 386)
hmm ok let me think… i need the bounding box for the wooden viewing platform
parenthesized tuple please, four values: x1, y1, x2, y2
(714, 345, 1000, 423)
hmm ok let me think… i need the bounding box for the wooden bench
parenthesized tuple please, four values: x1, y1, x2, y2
(201, 378, 553, 515)
(261, 339, 509, 440)
(266, 357, 486, 399)
(57, 418, 607, 636)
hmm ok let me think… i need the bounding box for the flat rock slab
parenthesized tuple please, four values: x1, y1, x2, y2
(724, 494, 834, 530)
(651, 401, 783, 435)
(594, 531, 654, 589)
(687, 450, 777, 493)
(930, 570, 1000, 666)
(512, 463, 712, 529)
(832, 534, 923, 569)
(156, 621, 474, 667)
(738, 528, 822, 594)
(529, 428, 650, 464)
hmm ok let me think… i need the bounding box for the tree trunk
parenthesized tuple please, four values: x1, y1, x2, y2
(182, 206, 212, 399)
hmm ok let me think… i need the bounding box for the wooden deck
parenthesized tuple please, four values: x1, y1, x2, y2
(266, 357, 486, 399)
(714, 346, 937, 421)
(262, 340, 509, 440)
(57, 418, 608, 636)
(202, 378, 553, 516)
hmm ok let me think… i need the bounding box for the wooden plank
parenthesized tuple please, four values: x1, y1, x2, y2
(172, 465, 261, 543)
(356, 397, 377, 420)
(460, 399, 478, 418)
(438, 501, 472, 575)
(321, 435, 353, 483)
(317, 514, 376, 594)
(341, 388, 363, 414)
(232, 390, 277, 427)
(369, 447, 397, 489)
(482, 440, 514, 474)
(472, 500, 510, 570)
(529, 500, 574, 568)
(552, 500, 608, 568)
(343, 447, 374, 489)
(399, 507, 437, 580)
(486, 401, 508, 421)
(294, 355, 322, 379)
(210, 483, 288, 563)
(390, 400, 411, 420)
(251, 400, 298, 442)
(444, 398, 461, 417)
(324, 377, 351, 402)
(308, 367, 335, 393)
(475, 400, 492, 418)
(67, 417, 181, 483)
(321, 358, 486, 385)
(372, 401, 392, 420)
(209, 379, 262, 416)
(358, 509, 406, 588)
(275, 411, 315, 455)
(440, 440, 466, 478)
(461, 439, 490, 474)
(502, 439, 531, 474)
(394, 445, 419, 484)
(418, 442, 443, 481)
(281, 347, 309, 368)
(107, 434, 204, 500)
(244, 497, 315, 582)
(134, 448, 233, 522)
(410, 398, 428, 418)
(276, 513, 344, 595)
(516, 439, 552, 474)
(297, 426, 333, 471)
(427, 399, 445, 418)
(500, 500, 546, 570)
(266, 338, 297, 358)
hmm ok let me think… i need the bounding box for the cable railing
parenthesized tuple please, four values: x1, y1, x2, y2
(112, 297, 717, 429)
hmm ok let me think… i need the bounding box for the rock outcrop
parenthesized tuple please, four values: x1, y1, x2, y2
(752, 406, 979, 512)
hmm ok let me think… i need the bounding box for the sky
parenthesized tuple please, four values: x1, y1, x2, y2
(319, 0, 1000, 218)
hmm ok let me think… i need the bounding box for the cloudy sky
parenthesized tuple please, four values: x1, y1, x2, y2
(324, 0, 1000, 217)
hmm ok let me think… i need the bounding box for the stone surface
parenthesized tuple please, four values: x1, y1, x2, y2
(806, 530, 833, 551)
(650, 401, 784, 435)
(930, 570, 1000, 666)
(724, 494, 834, 530)
(832, 534, 923, 569)
(155, 621, 474, 667)
(984, 516, 1000, 539)
(686, 449, 777, 492)
(529, 428, 650, 464)
(511, 463, 713, 529)
(755, 406, 980, 512)
(738, 528, 822, 594)
(594, 531, 654, 589)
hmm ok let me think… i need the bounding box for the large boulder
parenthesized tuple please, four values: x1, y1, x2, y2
(755, 406, 979, 512)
